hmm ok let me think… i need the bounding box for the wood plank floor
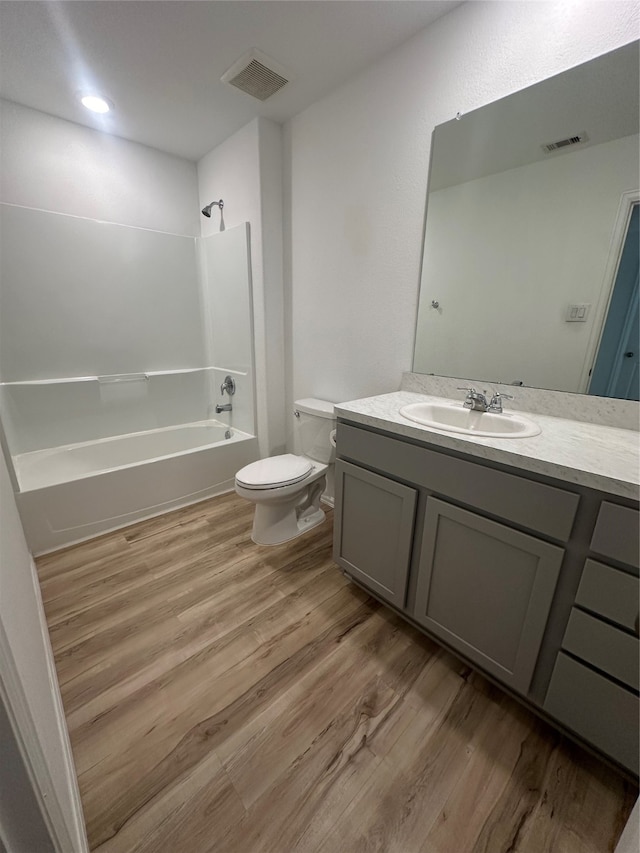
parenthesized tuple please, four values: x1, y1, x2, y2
(37, 493, 637, 853)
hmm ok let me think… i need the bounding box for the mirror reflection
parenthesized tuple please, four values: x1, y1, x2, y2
(413, 41, 639, 400)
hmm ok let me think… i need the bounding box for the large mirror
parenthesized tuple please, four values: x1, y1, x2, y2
(413, 41, 639, 400)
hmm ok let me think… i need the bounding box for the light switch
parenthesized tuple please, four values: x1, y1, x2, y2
(565, 303, 591, 322)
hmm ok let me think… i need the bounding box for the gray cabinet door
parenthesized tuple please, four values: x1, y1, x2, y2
(333, 460, 417, 607)
(414, 498, 563, 694)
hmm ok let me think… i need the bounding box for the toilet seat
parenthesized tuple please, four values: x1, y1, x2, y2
(235, 454, 313, 490)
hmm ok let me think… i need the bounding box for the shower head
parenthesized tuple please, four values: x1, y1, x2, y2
(201, 199, 224, 217)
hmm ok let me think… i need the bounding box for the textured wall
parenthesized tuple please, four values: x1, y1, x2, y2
(284, 1, 639, 422)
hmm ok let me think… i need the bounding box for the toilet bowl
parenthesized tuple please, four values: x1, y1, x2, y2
(235, 399, 336, 545)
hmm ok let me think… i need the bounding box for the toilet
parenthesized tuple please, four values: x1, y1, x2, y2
(235, 398, 337, 545)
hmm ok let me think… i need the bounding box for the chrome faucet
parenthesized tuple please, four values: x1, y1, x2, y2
(458, 387, 514, 413)
(487, 392, 514, 414)
(220, 375, 236, 396)
(215, 374, 236, 413)
(458, 387, 490, 411)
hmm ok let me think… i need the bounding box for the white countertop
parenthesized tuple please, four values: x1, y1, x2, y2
(335, 391, 640, 500)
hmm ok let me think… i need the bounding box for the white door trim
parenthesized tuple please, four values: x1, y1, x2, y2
(579, 189, 640, 393)
(0, 559, 89, 853)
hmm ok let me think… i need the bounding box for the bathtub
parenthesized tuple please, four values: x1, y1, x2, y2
(14, 420, 258, 554)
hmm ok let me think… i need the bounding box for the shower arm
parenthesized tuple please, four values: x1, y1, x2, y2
(201, 199, 224, 217)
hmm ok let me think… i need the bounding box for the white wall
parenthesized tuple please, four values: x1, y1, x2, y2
(198, 117, 285, 457)
(0, 450, 87, 851)
(414, 133, 639, 392)
(284, 0, 639, 425)
(0, 99, 199, 234)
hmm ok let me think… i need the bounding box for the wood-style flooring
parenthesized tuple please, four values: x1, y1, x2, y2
(37, 493, 637, 853)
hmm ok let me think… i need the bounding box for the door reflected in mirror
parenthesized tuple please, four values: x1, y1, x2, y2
(413, 41, 639, 400)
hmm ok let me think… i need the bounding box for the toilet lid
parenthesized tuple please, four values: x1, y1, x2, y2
(236, 454, 313, 489)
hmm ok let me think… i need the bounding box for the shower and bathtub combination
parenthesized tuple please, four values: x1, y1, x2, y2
(0, 202, 258, 554)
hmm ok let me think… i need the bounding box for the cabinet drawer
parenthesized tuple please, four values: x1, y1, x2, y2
(337, 422, 579, 541)
(576, 559, 639, 632)
(590, 502, 639, 570)
(544, 652, 639, 774)
(562, 609, 639, 691)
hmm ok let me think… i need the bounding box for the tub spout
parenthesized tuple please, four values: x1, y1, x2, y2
(215, 403, 232, 413)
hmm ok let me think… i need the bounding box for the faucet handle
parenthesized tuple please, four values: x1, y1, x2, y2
(220, 375, 236, 396)
(488, 391, 514, 413)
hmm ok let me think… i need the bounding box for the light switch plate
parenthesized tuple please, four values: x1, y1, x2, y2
(565, 303, 591, 322)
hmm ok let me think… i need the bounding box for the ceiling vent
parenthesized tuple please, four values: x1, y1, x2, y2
(541, 132, 588, 153)
(221, 49, 290, 101)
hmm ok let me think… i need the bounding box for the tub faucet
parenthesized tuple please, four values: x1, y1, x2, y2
(220, 375, 236, 396)
(216, 374, 235, 414)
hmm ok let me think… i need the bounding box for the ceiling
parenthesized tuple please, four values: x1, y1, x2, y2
(0, 1, 462, 162)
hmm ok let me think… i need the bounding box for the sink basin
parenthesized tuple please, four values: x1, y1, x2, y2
(399, 401, 541, 438)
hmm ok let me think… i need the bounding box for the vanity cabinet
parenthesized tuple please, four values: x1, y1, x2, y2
(333, 418, 639, 775)
(543, 505, 639, 775)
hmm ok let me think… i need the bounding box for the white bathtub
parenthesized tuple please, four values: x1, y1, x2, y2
(14, 420, 258, 554)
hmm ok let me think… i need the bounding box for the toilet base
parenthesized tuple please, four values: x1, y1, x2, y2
(251, 504, 325, 546)
(243, 472, 327, 546)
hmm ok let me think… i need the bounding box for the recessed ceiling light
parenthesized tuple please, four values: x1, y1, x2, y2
(80, 94, 113, 114)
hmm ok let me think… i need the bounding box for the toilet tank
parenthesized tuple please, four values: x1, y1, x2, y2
(294, 398, 336, 464)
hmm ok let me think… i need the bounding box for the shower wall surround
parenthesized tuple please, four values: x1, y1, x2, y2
(1, 100, 284, 464)
(200, 223, 255, 438)
(0, 205, 255, 457)
(197, 116, 285, 459)
(0, 204, 205, 381)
